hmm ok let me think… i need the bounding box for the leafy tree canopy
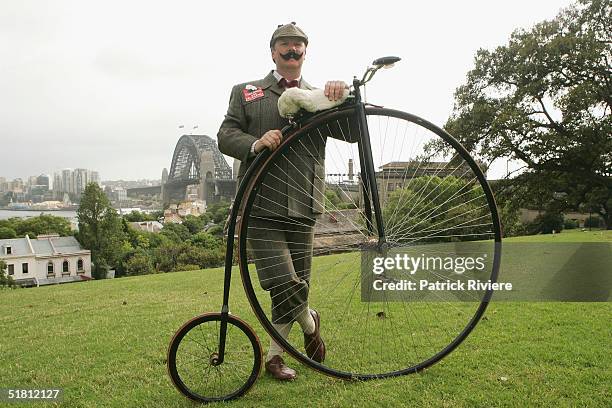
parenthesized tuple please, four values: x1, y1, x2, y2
(122, 211, 160, 222)
(77, 183, 126, 277)
(0, 227, 17, 239)
(0, 215, 72, 238)
(446, 0, 611, 228)
(160, 222, 191, 242)
(384, 176, 489, 242)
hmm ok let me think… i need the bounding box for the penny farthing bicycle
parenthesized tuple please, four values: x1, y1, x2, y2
(167, 57, 502, 403)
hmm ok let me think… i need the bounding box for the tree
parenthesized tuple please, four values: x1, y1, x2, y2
(189, 231, 222, 249)
(124, 250, 154, 276)
(206, 201, 231, 224)
(325, 189, 342, 209)
(14, 214, 72, 237)
(160, 223, 191, 242)
(383, 176, 489, 242)
(0, 215, 72, 238)
(182, 215, 206, 235)
(445, 0, 611, 228)
(123, 211, 159, 222)
(77, 183, 127, 279)
(0, 227, 17, 239)
(152, 242, 188, 272)
(532, 211, 565, 234)
(0, 260, 16, 288)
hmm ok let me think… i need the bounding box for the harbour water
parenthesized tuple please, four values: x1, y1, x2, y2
(0, 209, 79, 220)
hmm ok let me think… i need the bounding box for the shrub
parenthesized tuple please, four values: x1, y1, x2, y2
(563, 218, 578, 229)
(338, 202, 357, 210)
(499, 202, 523, 237)
(0, 260, 16, 288)
(92, 258, 109, 280)
(182, 215, 206, 235)
(177, 246, 225, 270)
(189, 231, 221, 249)
(160, 223, 191, 242)
(123, 211, 158, 222)
(584, 216, 603, 228)
(124, 250, 154, 276)
(207, 225, 224, 237)
(174, 264, 201, 272)
(532, 212, 564, 234)
(207, 201, 231, 224)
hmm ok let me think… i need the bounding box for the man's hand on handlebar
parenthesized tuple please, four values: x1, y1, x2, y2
(324, 81, 349, 101)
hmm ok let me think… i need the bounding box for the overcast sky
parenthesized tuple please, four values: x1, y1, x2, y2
(1, 0, 573, 181)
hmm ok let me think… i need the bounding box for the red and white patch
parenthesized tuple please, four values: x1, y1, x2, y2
(242, 86, 265, 102)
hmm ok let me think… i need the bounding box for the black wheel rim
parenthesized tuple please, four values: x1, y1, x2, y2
(238, 106, 502, 379)
(167, 313, 262, 402)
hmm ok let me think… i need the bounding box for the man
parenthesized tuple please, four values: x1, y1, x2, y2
(217, 22, 347, 381)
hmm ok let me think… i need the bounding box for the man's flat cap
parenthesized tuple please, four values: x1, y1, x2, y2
(270, 22, 308, 48)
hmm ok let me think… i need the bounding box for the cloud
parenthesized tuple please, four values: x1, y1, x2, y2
(93, 47, 203, 80)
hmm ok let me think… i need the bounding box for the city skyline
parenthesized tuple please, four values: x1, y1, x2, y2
(0, 171, 163, 186)
(1, 0, 573, 180)
(0, 169, 164, 200)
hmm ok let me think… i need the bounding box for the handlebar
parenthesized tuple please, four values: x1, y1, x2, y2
(355, 56, 401, 88)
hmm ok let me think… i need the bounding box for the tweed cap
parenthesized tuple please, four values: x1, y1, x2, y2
(270, 22, 308, 48)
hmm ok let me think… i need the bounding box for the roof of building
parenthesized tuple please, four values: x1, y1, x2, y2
(0, 237, 30, 255)
(380, 161, 452, 170)
(129, 221, 164, 233)
(314, 209, 364, 235)
(380, 160, 487, 172)
(0, 235, 88, 257)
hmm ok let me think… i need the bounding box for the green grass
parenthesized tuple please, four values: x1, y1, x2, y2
(1, 232, 611, 407)
(504, 228, 612, 242)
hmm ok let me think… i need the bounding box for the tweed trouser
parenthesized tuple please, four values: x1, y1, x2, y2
(247, 217, 315, 324)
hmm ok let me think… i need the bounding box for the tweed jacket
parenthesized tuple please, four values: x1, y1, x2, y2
(218, 71, 327, 219)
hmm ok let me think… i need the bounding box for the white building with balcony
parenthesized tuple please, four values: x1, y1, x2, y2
(0, 234, 92, 287)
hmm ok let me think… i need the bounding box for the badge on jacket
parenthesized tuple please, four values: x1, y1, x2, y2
(243, 84, 265, 102)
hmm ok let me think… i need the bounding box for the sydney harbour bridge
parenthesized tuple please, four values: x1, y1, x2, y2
(161, 134, 236, 205)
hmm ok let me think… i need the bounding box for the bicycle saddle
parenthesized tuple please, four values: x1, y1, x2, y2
(278, 87, 350, 118)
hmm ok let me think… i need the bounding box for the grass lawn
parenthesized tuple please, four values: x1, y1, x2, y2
(503, 228, 612, 242)
(1, 230, 610, 407)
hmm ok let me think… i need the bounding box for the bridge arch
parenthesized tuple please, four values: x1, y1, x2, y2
(163, 135, 233, 204)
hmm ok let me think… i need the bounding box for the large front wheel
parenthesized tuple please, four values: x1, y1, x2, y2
(238, 106, 502, 379)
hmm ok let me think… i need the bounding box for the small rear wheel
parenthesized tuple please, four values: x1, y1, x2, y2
(167, 313, 262, 403)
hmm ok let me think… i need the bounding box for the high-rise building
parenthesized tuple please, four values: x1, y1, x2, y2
(89, 170, 100, 185)
(61, 169, 73, 194)
(51, 168, 100, 197)
(36, 174, 50, 191)
(53, 173, 62, 193)
(8, 179, 24, 193)
(73, 168, 88, 196)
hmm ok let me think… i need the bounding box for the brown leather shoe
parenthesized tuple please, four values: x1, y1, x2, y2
(303, 309, 326, 363)
(265, 355, 297, 381)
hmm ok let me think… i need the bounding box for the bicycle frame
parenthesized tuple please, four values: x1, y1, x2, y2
(215, 130, 285, 364)
(352, 77, 386, 245)
(215, 68, 394, 364)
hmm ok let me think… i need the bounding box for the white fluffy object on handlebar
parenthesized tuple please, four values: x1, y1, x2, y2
(278, 88, 349, 118)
